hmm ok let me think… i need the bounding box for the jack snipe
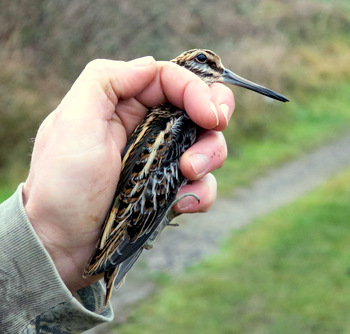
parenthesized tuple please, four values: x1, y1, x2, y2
(84, 49, 289, 304)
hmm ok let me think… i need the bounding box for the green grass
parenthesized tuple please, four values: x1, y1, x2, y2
(0, 185, 17, 203)
(116, 167, 350, 334)
(215, 80, 350, 194)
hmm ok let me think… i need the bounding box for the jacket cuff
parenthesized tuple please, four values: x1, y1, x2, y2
(0, 184, 113, 333)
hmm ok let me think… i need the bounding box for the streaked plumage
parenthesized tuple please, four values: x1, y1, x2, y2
(84, 49, 289, 304)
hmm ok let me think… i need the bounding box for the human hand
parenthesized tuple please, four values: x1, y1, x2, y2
(22, 56, 235, 293)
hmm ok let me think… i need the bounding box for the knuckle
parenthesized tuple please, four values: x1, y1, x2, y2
(85, 58, 107, 70)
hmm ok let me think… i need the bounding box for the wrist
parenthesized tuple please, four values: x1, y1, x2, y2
(22, 183, 102, 292)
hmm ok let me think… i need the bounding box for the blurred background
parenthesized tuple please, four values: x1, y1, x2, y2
(1, 0, 350, 333)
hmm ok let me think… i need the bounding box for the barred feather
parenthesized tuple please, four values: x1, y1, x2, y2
(84, 49, 288, 304)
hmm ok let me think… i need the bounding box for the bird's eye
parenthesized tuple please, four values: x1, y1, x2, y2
(196, 53, 207, 63)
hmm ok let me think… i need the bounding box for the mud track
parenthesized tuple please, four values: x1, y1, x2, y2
(87, 133, 350, 333)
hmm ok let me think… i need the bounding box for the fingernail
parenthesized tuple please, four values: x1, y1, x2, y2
(189, 153, 209, 177)
(129, 56, 155, 67)
(177, 196, 197, 211)
(210, 101, 219, 127)
(220, 104, 229, 127)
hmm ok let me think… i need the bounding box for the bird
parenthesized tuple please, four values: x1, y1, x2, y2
(84, 49, 289, 304)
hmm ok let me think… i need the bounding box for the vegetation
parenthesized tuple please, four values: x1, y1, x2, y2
(1, 0, 350, 191)
(217, 80, 350, 193)
(115, 167, 350, 334)
(1, 1, 350, 333)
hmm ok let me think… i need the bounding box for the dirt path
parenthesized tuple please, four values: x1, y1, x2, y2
(87, 133, 350, 333)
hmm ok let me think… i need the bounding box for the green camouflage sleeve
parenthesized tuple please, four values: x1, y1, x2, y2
(0, 184, 113, 333)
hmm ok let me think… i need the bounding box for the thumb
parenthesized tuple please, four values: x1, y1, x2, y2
(58, 56, 157, 123)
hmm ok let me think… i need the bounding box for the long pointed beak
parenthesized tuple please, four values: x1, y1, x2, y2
(222, 68, 289, 102)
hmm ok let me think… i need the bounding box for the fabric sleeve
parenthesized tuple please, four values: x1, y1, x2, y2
(0, 184, 113, 334)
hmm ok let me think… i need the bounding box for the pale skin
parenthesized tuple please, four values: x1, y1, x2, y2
(22, 56, 235, 294)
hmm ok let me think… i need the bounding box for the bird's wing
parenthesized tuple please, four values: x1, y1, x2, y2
(113, 248, 143, 289)
(85, 105, 197, 276)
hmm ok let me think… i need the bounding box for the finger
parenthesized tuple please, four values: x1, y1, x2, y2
(180, 131, 227, 180)
(161, 64, 235, 130)
(209, 83, 235, 131)
(174, 173, 217, 213)
(159, 62, 218, 129)
(114, 97, 149, 137)
(135, 62, 231, 130)
(134, 61, 203, 108)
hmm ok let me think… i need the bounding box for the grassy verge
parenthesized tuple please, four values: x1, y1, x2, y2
(115, 167, 350, 334)
(215, 80, 350, 194)
(0, 186, 18, 203)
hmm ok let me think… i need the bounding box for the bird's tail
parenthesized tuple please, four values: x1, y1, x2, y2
(104, 268, 118, 305)
(104, 248, 144, 304)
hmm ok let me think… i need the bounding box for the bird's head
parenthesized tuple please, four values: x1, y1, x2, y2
(171, 49, 288, 102)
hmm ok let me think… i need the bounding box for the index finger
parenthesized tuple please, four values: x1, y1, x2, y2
(135, 61, 235, 130)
